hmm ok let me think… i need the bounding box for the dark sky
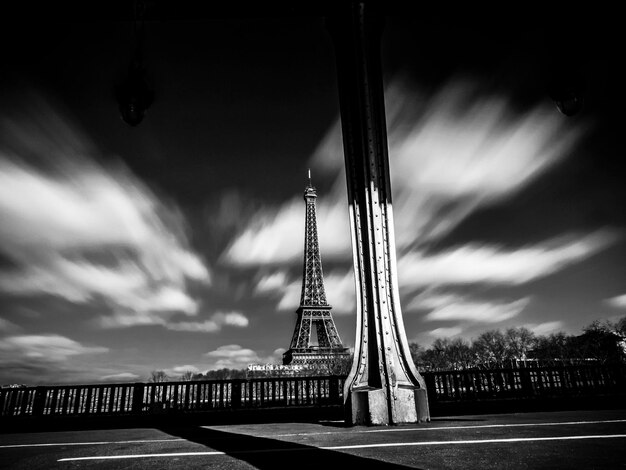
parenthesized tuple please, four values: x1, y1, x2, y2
(1, 3, 624, 385)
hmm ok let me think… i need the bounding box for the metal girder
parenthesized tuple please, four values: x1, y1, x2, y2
(327, 0, 429, 425)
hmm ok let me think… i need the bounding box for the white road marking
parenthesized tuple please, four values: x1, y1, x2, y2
(59, 451, 226, 461)
(6, 419, 625, 449)
(362, 419, 626, 434)
(57, 434, 626, 461)
(327, 434, 626, 450)
(0, 438, 184, 449)
(269, 419, 626, 437)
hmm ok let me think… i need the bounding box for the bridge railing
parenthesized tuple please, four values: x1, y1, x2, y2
(2, 365, 624, 419)
(0, 376, 345, 418)
(423, 364, 626, 403)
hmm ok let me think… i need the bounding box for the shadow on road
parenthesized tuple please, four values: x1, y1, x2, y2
(1, 407, 343, 434)
(159, 424, 423, 470)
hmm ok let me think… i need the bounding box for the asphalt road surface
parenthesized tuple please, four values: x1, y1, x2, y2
(2, 409, 625, 469)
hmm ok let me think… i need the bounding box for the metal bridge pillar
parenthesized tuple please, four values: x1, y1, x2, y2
(328, 1, 430, 425)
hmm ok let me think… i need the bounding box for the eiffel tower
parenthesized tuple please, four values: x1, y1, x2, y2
(283, 171, 350, 369)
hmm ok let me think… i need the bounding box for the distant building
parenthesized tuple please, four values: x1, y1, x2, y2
(246, 363, 307, 378)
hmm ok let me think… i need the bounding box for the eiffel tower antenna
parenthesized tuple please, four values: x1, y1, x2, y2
(283, 174, 350, 368)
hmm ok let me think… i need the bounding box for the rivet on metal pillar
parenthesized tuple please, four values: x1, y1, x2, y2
(327, 1, 430, 425)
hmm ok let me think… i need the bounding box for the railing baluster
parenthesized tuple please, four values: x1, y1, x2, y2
(160, 385, 167, 410)
(232, 380, 242, 408)
(44, 389, 51, 415)
(71, 387, 79, 415)
(49, 388, 58, 415)
(131, 383, 144, 414)
(60, 387, 70, 415)
(172, 384, 179, 410)
(32, 387, 46, 417)
(19, 390, 31, 416)
(9, 390, 20, 416)
(283, 380, 288, 405)
(119, 386, 127, 413)
(149, 384, 156, 411)
(307, 378, 311, 404)
(84, 387, 93, 415)
(271, 379, 276, 405)
(194, 383, 202, 410)
(106, 386, 114, 414)
(452, 372, 460, 400)
(184, 383, 190, 411)
(0, 389, 6, 416)
(93, 387, 102, 414)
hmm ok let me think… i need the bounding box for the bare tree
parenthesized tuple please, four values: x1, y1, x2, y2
(531, 332, 576, 365)
(416, 338, 474, 371)
(447, 338, 474, 370)
(473, 330, 507, 368)
(180, 370, 195, 381)
(411, 316, 626, 372)
(576, 320, 626, 364)
(505, 327, 536, 367)
(420, 338, 455, 370)
(149, 370, 168, 383)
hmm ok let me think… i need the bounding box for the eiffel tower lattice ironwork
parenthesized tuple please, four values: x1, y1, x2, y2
(283, 171, 350, 368)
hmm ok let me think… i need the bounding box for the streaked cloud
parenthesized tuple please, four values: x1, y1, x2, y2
(408, 290, 530, 324)
(222, 197, 350, 267)
(254, 271, 289, 294)
(0, 332, 117, 385)
(605, 294, 626, 309)
(0, 101, 210, 326)
(213, 311, 249, 327)
(159, 365, 201, 378)
(324, 271, 356, 315)
(102, 310, 250, 332)
(170, 365, 201, 374)
(166, 311, 249, 332)
(100, 372, 141, 382)
(525, 321, 564, 336)
(427, 298, 529, 323)
(221, 199, 302, 266)
(0, 334, 108, 362)
(275, 279, 300, 311)
(252, 270, 300, 311)
(428, 327, 463, 338)
(204, 344, 284, 370)
(398, 230, 616, 289)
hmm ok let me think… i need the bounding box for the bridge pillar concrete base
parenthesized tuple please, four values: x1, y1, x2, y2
(348, 388, 430, 426)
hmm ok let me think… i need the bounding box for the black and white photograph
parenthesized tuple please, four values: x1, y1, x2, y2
(1, 1, 625, 468)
